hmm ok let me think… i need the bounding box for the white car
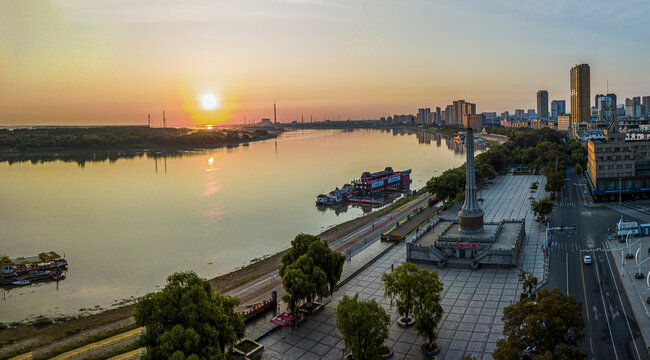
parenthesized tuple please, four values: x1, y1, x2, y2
(583, 255, 592, 264)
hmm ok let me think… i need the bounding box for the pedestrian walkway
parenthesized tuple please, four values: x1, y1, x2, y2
(606, 236, 650, 352)
(258, 174, 548, 360)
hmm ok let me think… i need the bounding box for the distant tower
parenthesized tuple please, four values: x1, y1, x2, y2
(274, 101, 277, 124)
(162, 111, 166, 128)
(310, 115, 313, 124)
(301, 114, 304, 124)
(148, 114, 151, 128)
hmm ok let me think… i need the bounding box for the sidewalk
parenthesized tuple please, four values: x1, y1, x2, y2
(606, 236, 650, 352)
(244, 238, 396, 340)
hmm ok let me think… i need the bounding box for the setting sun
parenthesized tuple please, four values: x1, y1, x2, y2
(200, 93, 219, 110)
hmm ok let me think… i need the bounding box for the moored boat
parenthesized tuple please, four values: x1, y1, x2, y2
(12, 280, 30, 286)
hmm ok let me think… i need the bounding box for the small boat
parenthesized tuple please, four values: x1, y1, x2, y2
(12, 280, 31, 286)
(51, 274, 66, 281)
(36, 270, 51, 276)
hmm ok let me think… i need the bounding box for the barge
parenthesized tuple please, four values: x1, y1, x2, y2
(1, 251, 68, 286)
(316, 167, 411, 205)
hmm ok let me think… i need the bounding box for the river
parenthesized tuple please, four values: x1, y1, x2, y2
(0, 128, 474, 322)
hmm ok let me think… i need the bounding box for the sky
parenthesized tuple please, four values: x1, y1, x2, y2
(1, 0, 650, 126)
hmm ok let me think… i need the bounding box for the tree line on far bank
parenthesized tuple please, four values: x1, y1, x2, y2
(426, 127, 587, 203)
(0, 127, 271, 151)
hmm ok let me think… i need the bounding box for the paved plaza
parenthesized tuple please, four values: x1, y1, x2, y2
(259, 174, 547, 359)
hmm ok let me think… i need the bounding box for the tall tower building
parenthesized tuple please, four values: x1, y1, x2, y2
(537, 90, 549, 119)
(570, 64, 591, 127)
(551, 100, 566, 118)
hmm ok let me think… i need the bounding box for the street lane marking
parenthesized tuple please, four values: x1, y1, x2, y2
(589, 337, 594, 355)
(580, 259, 589, 321)
(602, 251, 642, 360)
(566, 252, 569, 294)
(594, 254, 619, 360)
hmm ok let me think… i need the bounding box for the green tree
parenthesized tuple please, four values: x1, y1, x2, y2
(544, 170, 563, 193)
(517, 269, 538, 299)
(280, 233, 345, 313)
(281, 255, 327, 314)
(382, 262, 421, 323)
(530, 182, 539, 191)
(493, 288, 586, 360)
(530, 196, 554, 220)
(135, 271, 245, 359)
(413, 268, 444, 350)
(336, 294, 390, 360)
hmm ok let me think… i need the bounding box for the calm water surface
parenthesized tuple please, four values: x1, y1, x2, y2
(0, 129, 469, 322)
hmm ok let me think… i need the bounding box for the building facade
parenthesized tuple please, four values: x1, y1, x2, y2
(551, 100, 566, 119)
(417, 108, 432, 125)
(587, 130, 650, 201)
(558, 114, 571, 132)
(537, 90, 549, 119)
(570, 64, 591, 128)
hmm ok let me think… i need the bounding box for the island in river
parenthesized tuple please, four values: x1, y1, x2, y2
(0, 126, 281, 164)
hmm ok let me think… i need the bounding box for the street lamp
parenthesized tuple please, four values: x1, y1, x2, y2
(619, 177, 622, 204)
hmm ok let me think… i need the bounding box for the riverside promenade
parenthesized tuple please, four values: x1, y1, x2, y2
(257, 174, 547, 359)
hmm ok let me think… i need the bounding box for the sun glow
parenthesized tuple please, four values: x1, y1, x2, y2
(200, 93, 219, 110)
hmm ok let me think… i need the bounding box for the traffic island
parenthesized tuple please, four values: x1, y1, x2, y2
(231, 338, 264, 359)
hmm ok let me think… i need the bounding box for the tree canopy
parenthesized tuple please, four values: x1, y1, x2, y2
(135, 271, 245, 360)
(413, 268, 445, 348)
(336, 294, 390, 360)
(517, 269, 538, 299)
(493, 288, 586, 360)
(280, 233, 345, 313)
(382, 262, 421, 322)
(530, 196, 554, 220)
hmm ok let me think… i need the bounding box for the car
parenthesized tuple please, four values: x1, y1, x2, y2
(583, 255, 592, 264)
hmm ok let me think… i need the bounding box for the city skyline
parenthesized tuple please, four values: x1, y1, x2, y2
(2, 0, 650, 126)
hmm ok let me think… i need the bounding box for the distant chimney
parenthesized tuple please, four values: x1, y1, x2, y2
(163, 111, 166, 128)
(148, 114, 151, 128)
(274, 101, 277, 124)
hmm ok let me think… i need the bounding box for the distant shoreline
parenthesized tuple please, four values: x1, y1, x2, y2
(0, 127, 283, 163)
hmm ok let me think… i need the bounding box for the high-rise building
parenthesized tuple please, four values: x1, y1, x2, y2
(514, 109, 525, 120)
(643, 96, 650, 115)
(417, 108, 432, 125)
(625, 98, 643, 117)
(597, 96, 616, 124)
(595, 93, 617, 111)
(570, 64, 591, 128)
(464, 114, 484, 129)
(537, 90, 549, 119)
(527, 109, 536, 119)
(435, 107, 442, 124)
(551, 100, 566, 118)
(501, 111, 509, 119)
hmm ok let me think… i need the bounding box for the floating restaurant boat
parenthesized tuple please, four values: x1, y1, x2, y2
(316, 167, 411, 205)
(1, 251, 68, 285)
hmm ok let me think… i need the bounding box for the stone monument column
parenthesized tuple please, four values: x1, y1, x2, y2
(458, 127, 484, 233)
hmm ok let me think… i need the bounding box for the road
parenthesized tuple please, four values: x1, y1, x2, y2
(544, 166, 649, 360)
(229, 193, 432, 306)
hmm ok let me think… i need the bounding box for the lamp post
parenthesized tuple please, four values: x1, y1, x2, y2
(619, 177, 622, 204)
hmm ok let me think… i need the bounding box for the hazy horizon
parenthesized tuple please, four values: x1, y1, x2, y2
(2, 0, 649, 126)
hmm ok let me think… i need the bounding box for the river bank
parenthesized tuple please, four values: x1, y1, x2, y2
(0, 130, 281, 164)
(0, 189, 424, 355)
